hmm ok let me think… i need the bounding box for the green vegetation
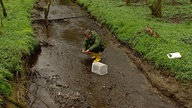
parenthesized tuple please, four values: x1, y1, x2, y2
(77, 0, 192, 80)
(0, 0, 38, 102)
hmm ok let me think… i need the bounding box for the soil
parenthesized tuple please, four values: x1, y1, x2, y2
(24, 0, 192, 108)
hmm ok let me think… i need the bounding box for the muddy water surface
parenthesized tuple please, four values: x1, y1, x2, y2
(28, 0, 177, 108)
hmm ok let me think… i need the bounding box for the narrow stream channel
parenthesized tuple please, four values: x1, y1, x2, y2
(27, 0, 177, 108)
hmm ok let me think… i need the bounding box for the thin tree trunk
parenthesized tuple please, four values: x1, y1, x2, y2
(0, 0, 7, 17)
(171, 0, 176, 5)
(64, 0, 70, 4)
(149, 0, 162, 18)
(44, 0, 51, 28)
(0, 17, 3, 27)
(146, 0, 148, 5)
(126, 0, 131, 5)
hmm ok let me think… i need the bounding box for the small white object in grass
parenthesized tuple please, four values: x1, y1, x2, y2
(91, 62, 108, 75)
(167, 52, 182, 59)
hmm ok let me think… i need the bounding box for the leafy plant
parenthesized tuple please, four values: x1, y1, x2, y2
(0, 0, 38, 97)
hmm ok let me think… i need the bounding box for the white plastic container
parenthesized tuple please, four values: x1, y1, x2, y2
(167, 52, 182, 59)
(91, 62, 108, 75)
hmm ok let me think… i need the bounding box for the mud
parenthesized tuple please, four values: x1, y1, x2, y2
(26, 0, 179, 107)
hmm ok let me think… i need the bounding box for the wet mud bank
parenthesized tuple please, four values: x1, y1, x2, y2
(27, 0, 180, 107)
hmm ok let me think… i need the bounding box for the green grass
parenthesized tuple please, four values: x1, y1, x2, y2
(77, 0, 192, 81)
(0, 0, 38, 100)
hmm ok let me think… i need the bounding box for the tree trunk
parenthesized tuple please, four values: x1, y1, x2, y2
(0, 0, 7, 17)
(126, 0, 131, 5)
(146, 0, 148, 5)
(0, 17, 3, 27)
(64, 0, 70, 4)
(44, 0, 51, 28)
(171, 0, 176, 5)
(149, 0, 162, 18)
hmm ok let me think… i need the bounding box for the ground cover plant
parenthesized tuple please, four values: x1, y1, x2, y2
(77, 0, 192, 80)
(0, 0, 38, 104)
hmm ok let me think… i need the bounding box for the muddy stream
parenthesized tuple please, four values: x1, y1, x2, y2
(27, 0, 178, 108)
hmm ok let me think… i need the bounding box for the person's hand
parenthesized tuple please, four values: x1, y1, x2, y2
(82, 49, 90, 54)
(84, 49, 90, 54)
(82, 50, 86, 54)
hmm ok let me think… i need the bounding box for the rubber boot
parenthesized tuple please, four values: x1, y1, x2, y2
(90, 52, 97, 59)
(93, 53, 101, 62)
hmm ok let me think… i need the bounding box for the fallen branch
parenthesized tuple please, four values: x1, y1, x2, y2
(145, 26, 160, 38)
(32, 15, 86, 22)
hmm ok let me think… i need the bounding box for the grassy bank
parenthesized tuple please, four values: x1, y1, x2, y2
(0, 0, 38, 103)
(77, 0, 192, 80)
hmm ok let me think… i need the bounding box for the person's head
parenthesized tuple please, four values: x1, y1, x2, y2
(84, 29, 92, 39)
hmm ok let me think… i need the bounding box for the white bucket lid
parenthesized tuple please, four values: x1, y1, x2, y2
(167, 52, 182, 59)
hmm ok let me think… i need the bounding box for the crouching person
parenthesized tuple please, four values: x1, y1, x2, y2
(82, 29, 104, 62)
